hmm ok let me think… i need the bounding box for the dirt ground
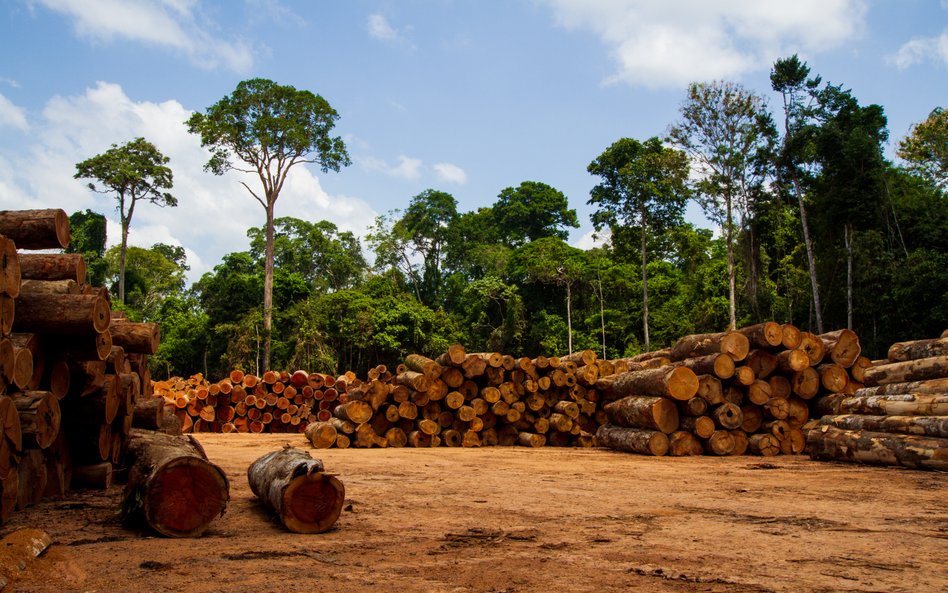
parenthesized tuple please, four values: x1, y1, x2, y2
(2, 433, 946, 593)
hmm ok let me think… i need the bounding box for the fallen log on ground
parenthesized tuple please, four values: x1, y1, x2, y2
(806, 424, 948, 471)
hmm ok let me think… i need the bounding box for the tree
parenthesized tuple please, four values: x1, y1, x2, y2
(74, 137, 176, 304)
(668, 81, 773, 329)
(897, 106, 947, 189)
(771, 55, 826, 333)
(105, 243, 188, 321)
(588, 137, 689, 350)
(64, 209, 108, 286)
(492, 181, 579, 247)
(186, 78, 350, 370)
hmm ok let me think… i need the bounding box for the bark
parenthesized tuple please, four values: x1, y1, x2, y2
(886, 337, 948, 363)
(838, 394, 948, 416)
(603, 396, 678, 433)
(404, 354, 442, 380)
(12, 294, 110, 335)
(0, 236, 20, 299)
(247, 446, 345, 533)
(132, 396, 165, 430)
(18, 279, 80, 295)
(123, 429, 229, 537)
(863, 356, 948, 387)
(109, 321, 160, 355)
(853, 378, 948, 397)
(13, 391, 60, 449)
(595, 366, 698, 401)
(262, 202, 274, 373)
(517, 432, 546, 448)
(670, 353, 735, 380)
(16, 449, 46, 509)
(818, 414, 948, 439)
(17, 253, 86, 283)
(0, 467, 17, 523)
(806, 425, 947, 471)
(0, 208, 69, 249)
(596, 424, 668, 456)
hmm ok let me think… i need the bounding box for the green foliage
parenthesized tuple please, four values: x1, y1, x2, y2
(150, 295, 210, 379)
(64, 209, 108, 286)
(493, 181, 578, 246)
(104, 243, 188, 321)
(897, 107, 947, 188)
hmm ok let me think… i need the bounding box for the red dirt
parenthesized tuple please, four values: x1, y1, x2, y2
(3, 433, 946, 592)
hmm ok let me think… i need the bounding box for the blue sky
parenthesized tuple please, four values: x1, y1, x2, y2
(1, 1, 945, 284)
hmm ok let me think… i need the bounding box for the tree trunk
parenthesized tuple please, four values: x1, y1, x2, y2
(123, 429, 229, 537)
(807, 425, 947, 471)
(0, 208, 69, 249)
(725, 194, 736, 330)
(845, 223, 853, 330)
(263, 201, 275, 372)
(818, 414, 948, 439)
(640, 206, 650, 352)
(838, 394, 948, 416)
(863, 356, 948, 387)
(247, 446, 345, 533)
(119, 217, 129, 304)
(887, 337, 948, 363)
(603, 396, 678, 433)
(790, 173, 824, 333)
(565, 280, 572, 354)
(596, 424, 668, 455)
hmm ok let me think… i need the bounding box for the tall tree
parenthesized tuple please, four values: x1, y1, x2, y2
(897, 106, 947, 189)
(187, 78, 350, 370)
(74, 138, 176, 304)
(588, 137, 689, 351)
(105, 243, 188, 321)
(492, 181, 579, 247)
(771, 55, 825, 332)
(668, 81, 773, 329)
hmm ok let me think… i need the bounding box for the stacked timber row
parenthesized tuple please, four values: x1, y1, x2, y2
(597, 322, 870, 457)
(0, 208, 160, 525)
(806, 330, 948, 470)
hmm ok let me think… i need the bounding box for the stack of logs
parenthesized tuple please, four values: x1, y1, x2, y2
(595, 322, 869, 457)
(0, 208, 160, 525)
(806, 330, 948, 470)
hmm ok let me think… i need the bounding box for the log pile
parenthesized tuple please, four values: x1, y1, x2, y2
(806, 331, 948, 470)
(596, 323, 869, 457)
(0, 208, 159, 525)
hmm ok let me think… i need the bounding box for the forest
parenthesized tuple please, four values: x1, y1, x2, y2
(67, 57, 947, 380)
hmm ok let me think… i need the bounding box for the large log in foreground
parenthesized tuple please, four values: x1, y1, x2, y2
(247, 446, 345, 533)
(0, 209, 69, 250)
(123, 430, 229, 537)
(806, 424, 948, 471)
(862, 356, 948, 387)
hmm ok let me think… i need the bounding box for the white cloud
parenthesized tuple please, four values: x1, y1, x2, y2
(366, 13, 413, 47)
(0, 94, 29, 131)
(540, 0, 867, 88)
(359, 154, 423, 180)
(889, 29, 948, 69)
(36, 0, 254, 72)
(572, 228, 610, 251)
(0, 81, 375, 284)
(432, 162, 467, 185)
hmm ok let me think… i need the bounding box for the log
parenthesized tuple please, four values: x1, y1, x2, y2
(711, 402, 742, 430)
(0, 208, 69, 249)
(740, 405, 763, 433)
(595, 366, 698, 401)
(670, 331, 749, 362)
(561, 349, 597, 366)
(682, 396, 708, 417)
(18, 279, 80, 295)
(404, 354, 442, 381)
(791, 367, 820, 399)
(781, 323, 802, 349)
(704, 430, 735, 455)
(850, 356, 872, 383)
(745, 349, 777, 379)
(17, 253, 85, 284)
(305, 422, 338, 449)
(818, 363, 849, 393)
(123, 429, 229, 537)
(697, 375, 723, 404)
(886, 338, 948, 362)
(738, 322, 783, 349)
(71, 462, 113, 489)
(0, 236, 20, 299)
(806, 425, 948, 471)
(13, 293, 110, 334)
(749, 433, 780, 456)
(332, 401, 373, 424)
(679, 415, 715, 439)
(862, 356, 948, 387)
(596, 424, 668, 455)
(838, 394, 948, 416)
(132, 396, 165, 430)
(668, 430, 703, 456)
(853, 378, 948, 397)
(603, 396, 678, 433)
(776, 348, 809, 373)
(798, 332, 826, 366)
(819, 329, 861, 368)
(13, 391, 60, 449)
(435, 344, 466, 366)
(517, 432, 546, 448)
(818, 414, 948, 438)
(747, 379, 772, 405)
(0, 294, 12, 335)
(729, 430, 749, 456)
(16, 449, 46, 509)
(733, 366, 755, 386)
(109, 320, 160, 355)
(670, 353, 735, 380)
(247, 446, 345, 533)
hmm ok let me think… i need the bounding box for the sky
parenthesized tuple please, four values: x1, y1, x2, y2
(0, 0, 945, 285)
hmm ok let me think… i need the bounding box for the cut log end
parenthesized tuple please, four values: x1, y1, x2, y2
(282, 473, 346, 534)
(144, 457, 229, 537)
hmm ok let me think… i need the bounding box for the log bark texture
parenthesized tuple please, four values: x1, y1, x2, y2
(247, 446, 345, 533)
(862, 356, 948, 387)
(818, 414, 948, 438)
(0, 209, 69, 249)
(806, 425, 948, 471)
(603, 396, 678, 434)
(596, 424, 668, 456)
